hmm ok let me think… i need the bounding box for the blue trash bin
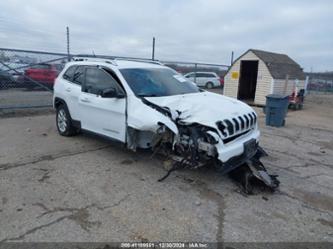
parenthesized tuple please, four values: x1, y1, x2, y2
(265, 94, 289, 127)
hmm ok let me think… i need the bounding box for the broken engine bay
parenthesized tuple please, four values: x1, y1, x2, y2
(131, 95, 280, 194)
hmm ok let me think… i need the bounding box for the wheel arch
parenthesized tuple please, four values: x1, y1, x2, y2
(54, 97, 67, 109)
(205, 81, 214, 88)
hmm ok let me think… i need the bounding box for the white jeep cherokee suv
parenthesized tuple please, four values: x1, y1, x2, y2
(53, 58, 278, 191)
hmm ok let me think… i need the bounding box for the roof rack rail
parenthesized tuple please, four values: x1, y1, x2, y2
(72, 55, 164, 66)
(114, 57, 163, 65)
(72, 56, 118, 66)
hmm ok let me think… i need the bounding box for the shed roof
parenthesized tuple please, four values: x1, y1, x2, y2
(230, 49, 306, 80)
(250, 49, 305, 80)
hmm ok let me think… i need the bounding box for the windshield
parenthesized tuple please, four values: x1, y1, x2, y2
(120, 68, 200, 97)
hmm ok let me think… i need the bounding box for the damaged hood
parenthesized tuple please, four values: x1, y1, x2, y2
(145, 91, 255, 129)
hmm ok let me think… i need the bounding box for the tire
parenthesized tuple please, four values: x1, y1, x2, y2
(296, 103, 300, 110)
(206, 82, 214, 89)
(56, 104, 77, 136)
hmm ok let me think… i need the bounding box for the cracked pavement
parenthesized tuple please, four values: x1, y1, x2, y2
(0, 94, 332, 242)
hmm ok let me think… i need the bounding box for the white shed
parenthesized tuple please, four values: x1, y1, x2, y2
(224, 49, 306, 105)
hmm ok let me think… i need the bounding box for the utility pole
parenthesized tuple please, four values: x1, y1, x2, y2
(230, 51, 234, 65)
(66, 26, 70, 61)
(152, 37, 155, 61)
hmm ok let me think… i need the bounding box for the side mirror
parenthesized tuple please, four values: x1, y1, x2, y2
(116, 91, 125, 98)
(101, 88, 125, 98)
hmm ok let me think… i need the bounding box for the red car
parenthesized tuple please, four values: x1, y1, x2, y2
(219, 77, 224, 87)
(24, 63, 62, 89)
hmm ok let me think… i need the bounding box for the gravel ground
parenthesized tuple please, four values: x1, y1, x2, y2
(0, 93, 332, 242)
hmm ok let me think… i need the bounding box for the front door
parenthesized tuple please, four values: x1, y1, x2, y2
(78, 66, 126, 142)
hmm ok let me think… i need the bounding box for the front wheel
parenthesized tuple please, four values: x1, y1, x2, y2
(56, 104, 77, 136)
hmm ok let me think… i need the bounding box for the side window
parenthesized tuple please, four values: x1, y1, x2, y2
(206, 73, 216, 78)
(196, 73, 205, 78)
(84, 67, 119, 95)
(73, 66, 85, 85)
(197, 73, 213, 78)
(63, 66, 77, 81)
(185, 73, 193, 78)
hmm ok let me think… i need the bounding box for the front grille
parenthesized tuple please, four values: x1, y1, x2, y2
(222, 129, 251, 144)
(224, 120, 234, 135)
(216, 112, 257, 143)
(232, 118, 240, 132)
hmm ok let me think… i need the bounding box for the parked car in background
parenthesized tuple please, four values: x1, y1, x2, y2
(0, 69, 16, 89)
(24, 63, 62, 89)
(184, 72, 223, 89)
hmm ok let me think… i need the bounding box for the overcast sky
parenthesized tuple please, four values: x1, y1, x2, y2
(0, 0, 332, 71)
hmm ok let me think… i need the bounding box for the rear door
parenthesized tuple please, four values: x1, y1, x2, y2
(78, 66, 126, 142)
(207, 73, 219, 86)
(62, 65, 84, 120)
(195, 73, 207, 86)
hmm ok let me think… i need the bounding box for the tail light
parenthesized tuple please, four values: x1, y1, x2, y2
(219, 78, 224, 86)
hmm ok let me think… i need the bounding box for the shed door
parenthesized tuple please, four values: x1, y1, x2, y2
(238, 60, 259, 102)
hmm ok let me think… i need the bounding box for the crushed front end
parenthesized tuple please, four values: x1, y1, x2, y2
(128, 92, 280, 193)
(152, 110, 279, 193)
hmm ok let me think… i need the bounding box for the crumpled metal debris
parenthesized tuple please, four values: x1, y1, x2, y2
(229, 150, 280, 195)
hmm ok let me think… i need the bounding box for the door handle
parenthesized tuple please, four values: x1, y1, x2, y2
(80, 98, 90, 103)
(65, 87, 71, 92)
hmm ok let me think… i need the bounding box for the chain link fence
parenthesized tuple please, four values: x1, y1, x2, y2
(2, 47, 332, 112)
(306, 80, 333, 94)
(163, 60, 228, 89)
(0, 48, 229, 111)
(306, 72, 333, 94)
(0, 48, 69, 110)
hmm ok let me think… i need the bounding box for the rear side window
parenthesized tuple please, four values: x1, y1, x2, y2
(72, 66, 85, 85)
(195, 73, 205, 78)
(196, 73, 215, 78)
(63, 66, 77, 81)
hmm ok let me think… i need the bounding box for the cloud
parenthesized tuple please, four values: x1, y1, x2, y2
(0, 0, 332, 71)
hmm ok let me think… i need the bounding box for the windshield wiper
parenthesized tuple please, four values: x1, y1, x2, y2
(137, 93, 158, 97)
